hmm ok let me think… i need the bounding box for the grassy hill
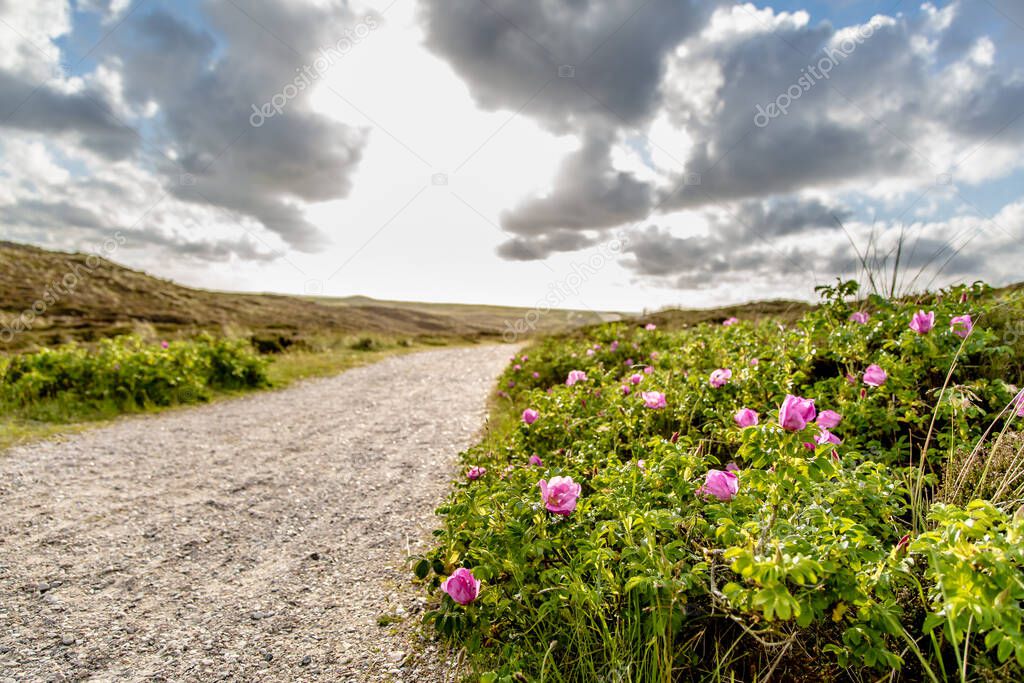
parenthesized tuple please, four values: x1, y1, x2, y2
(0, 241, 617, 352)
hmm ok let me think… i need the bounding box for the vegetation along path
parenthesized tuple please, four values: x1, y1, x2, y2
(0, 345, 515, 682)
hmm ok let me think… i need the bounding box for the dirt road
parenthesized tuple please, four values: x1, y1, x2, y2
(0, 345, 513, 682)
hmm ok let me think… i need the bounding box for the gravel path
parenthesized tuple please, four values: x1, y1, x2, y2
(0, 345, 514, 682)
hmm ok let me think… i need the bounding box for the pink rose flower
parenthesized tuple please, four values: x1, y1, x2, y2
(849, 311, 870, 324)
(816, 410, 843, 429)
(629, 373, 643, 385)
(815, 428, 842, 446)
(641, 391, 667, 409)
(529, 454, 543, 467)
(538, 476, 581, 515)
(863, 364, 888, 387)
(522, 408, 539, 425)
(645, 323, 657, 331)
(709, 368, 732, 388)
(734, 408, 759, 428)
(779, 394, 817, 431)
(466, 466, 486, 480)
(698, 469, 738, 502)
(909, 310, 935, 334)
(950, 314, 973, 338)
(441, 568, 481, 605)
(723, 317, 739, 326)
(565, 370, 588, 386)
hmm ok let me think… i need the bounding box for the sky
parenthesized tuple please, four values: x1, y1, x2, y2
(0, 0, 1022, 314)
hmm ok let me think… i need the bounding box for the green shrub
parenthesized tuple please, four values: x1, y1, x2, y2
(418, 281, 1024, 681)
(0, 334, 268, 419)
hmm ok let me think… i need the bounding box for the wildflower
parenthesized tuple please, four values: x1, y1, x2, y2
(816, 410, 843, 429)
(734, 408, 759, 428)
(620, 385, 631, 396)
(749, 358, 759, 366)
(466, 466, 486, 480)
(513, 364, 521, 371)
(641, 391, 667, 409)
(565, 370, 588, 386)
(815, 429, 842, 446)
(645, 323, 657, 331)
(522, 408, 539, 425)
(160, 340, 169, 349)
(895, 534, 911, 554)
(441, 568, 481, 605)
(698, 470, 738, 502)
(909, 310, 935, 334)
(625, 358, 634, 366)
(609, 341, 619, 351)
(849, 311, 870, 324)
(532, 371, 540, 379)
(538, 476, 581, 515)
(709, 368, 732, 388)
(950, 314, 973, 338)
(723, 317, 739, 326)
(629, 373, 643, 385)
(726, 462, 740, 472)
(586, 349, 595, 357)
(1015, 391, 1024, 417)
(779, 394, 816, 431)
(863, 364, 888, 387)
(529, 455, 543, 467)
(521, 355, 529, 362)
(643, 366, 654, 375)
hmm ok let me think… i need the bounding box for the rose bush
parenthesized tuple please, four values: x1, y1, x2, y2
(415, 281, 1024, 682)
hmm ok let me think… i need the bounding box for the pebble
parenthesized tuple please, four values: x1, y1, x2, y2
(300, 655, 312, 666)
(60, 635, 75, 646)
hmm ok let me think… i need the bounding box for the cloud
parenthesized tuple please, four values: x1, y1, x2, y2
(106, 3, 372, 252)
(424, 0, 1024, 278)
(0, 0, 374, 256)
(419, 0, 717, 132)
(499, 131, 652, 242)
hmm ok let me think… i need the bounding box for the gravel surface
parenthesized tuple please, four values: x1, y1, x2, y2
(0, 345, 514, 682)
